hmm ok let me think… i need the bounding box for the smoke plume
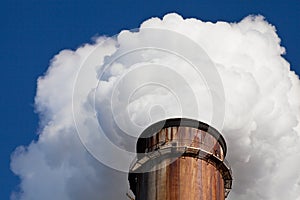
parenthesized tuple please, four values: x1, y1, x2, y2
(11, 13, 300, 200)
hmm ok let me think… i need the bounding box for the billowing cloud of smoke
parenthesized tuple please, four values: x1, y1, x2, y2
(11, 13, 300, 200)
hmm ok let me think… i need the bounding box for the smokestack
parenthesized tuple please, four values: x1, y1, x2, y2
(128, 118, 232, 200)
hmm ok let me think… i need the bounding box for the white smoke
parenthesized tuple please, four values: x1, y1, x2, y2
(11, 13, 300, 200)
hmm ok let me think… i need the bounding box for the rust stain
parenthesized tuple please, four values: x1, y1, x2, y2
(134, 158, 225, 200)
(133, 127, 227, 200)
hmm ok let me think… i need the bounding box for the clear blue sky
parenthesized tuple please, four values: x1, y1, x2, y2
(0, 0, 299, 199)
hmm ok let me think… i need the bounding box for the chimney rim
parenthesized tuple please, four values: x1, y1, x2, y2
(137, 117, 228, 156)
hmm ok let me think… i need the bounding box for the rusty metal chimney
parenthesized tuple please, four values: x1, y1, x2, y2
(128, 118, 232, 200)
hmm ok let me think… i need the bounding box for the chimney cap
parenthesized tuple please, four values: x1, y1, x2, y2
(137, 118, 227, 156)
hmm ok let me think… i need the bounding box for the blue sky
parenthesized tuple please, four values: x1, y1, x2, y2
(0, 0, 299, 199)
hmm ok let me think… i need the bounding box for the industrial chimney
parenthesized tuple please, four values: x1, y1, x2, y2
(128, 118, 232, 200)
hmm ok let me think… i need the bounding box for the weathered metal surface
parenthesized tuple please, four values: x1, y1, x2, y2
(137, 118, 227, 157)
(129, 118, 232, 200)
(140, 126, 224, 160)
(133, 157, 224, 200)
